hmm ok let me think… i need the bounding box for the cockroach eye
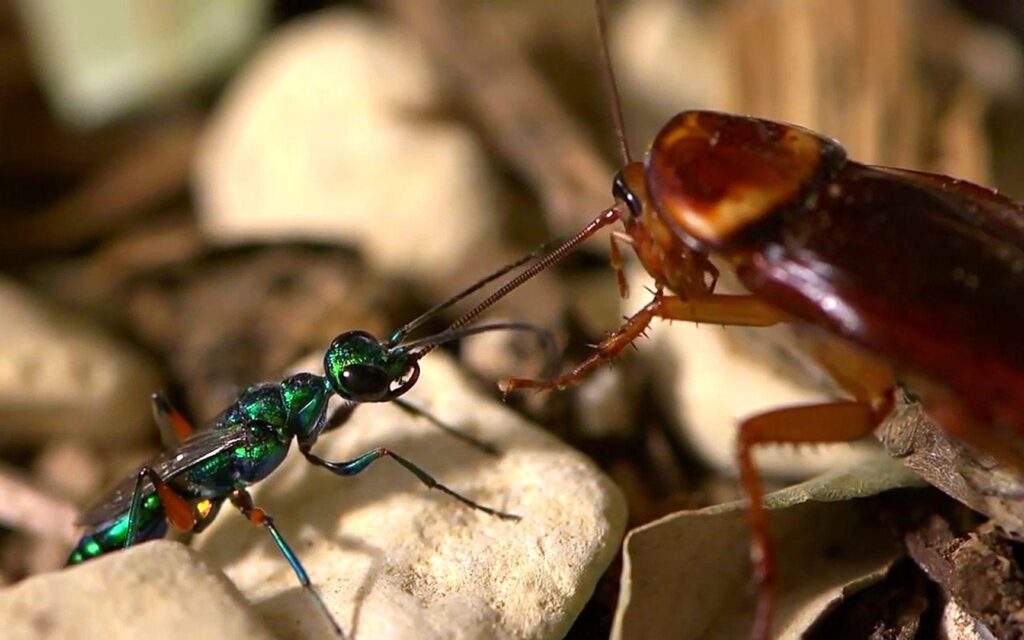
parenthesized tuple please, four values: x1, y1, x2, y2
(612, 170, 642, 217)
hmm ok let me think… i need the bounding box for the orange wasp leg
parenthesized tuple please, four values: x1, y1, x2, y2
(123, 467, 197, 548)
(501, 292, 785, 393)
(125, 397, 207, 547)
(151, 392, 195, 449)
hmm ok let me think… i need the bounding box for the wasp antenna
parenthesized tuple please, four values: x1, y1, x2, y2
(596, 0, 632, 165)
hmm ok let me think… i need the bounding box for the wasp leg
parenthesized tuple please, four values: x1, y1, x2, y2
(229, 489, 344, 639)
(736, 397, 890, 640)
(392, 397, 499, 456)
(301, 446, 520, 521)
(151, 392, 195, 449)
(124, 467, 196, 549)
(322, 400, 358, 434)
(501, 292, 784, 393)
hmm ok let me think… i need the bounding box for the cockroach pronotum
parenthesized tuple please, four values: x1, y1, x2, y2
(497, 1, 1024, 638)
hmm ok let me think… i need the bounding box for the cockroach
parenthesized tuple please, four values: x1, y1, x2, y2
(498, 1, 1024, 638)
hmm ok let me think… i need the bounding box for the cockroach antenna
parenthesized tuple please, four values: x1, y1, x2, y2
(596, 0, 632, 164)
(409, 206, 621, 359)
(384, 245, 546, 348)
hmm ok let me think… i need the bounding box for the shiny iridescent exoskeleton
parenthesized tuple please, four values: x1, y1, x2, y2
(67, 331, 418, 565)
(63, 215, 558, 636)
(64, 300, 529, 638)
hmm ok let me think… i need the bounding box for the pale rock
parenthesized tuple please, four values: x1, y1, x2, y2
(15, 0, 268, 128)
(0, 277, 160, 445)
(623, 266, 883, 480)
(196, 353, 626, 640)
(195, 10, 500, 284)
(0, 541, 276, 640)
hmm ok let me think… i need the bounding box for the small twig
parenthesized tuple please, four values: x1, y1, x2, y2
(0, 464, 79, 545)
(905, 516, 1024, 637)
(381, 0, 612, 235)
(0, 113, 201, 259)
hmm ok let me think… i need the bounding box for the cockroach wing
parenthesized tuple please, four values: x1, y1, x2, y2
(738, 162, 1024, 429)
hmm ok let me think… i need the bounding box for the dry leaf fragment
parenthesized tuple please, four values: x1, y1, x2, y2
(612, 458, 924, 640)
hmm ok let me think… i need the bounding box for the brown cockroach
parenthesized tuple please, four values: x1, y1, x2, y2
(495, 2, 1024, 638)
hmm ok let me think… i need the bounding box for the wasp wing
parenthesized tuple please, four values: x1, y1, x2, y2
(76, 427, 253, 527)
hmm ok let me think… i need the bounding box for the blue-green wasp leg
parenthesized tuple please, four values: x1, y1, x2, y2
(123, 467, 151, 549)
(229, 489, 345, 639)
(300, 447, 521, 521)
(391, 398, 499, 456)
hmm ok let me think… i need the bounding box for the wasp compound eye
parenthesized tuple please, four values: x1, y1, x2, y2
(331, 330, 378, 350)
(324, 330, 392, 397)
(612, 170, 642, 217)
(338, 364, 391, 402)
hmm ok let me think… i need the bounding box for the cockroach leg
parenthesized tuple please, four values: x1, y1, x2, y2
(152, 478, 197, 533)
(654, 294, 785, 327)
(501, 292, 784, 393)
(737, 398, 888, 640)
(805, 338, 895, 408)
(609, 232, 631, 299)
(501, 292, 666, 393)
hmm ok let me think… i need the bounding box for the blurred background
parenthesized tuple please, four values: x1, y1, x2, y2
(2, 0, 1024, 637)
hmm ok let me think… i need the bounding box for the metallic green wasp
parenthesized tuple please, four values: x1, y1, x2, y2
(64, 239, 598, 636)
